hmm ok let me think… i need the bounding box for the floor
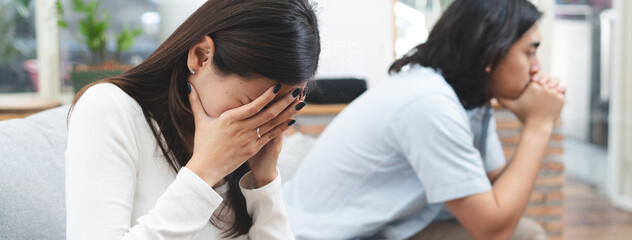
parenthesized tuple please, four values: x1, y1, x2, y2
(564, 176, 632, 240)
(563, 138, 632, 240)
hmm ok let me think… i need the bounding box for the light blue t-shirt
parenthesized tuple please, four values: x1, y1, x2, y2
(283, 66, 506, 239)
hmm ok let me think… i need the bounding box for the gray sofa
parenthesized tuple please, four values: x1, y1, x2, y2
(0, 104, 314, 240)
(0, 105, 69, 240)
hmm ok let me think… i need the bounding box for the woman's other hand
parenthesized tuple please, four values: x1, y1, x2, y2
(185, 84, 302, 187)
(247, 87, 305, 188)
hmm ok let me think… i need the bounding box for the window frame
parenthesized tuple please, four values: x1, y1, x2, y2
(0, 0, 73, 104)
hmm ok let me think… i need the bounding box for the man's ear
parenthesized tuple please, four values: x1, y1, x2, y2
(187, 36, 215, 74)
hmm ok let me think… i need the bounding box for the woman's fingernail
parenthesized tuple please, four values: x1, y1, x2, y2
(292, 88, 301, 98)
(187, 83, 191, 94)
(295, 102, 306, 111)
(273, 84, 281, 94)
(288, 119, 296, 126)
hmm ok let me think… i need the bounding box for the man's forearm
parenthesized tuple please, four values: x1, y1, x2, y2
(490, 122, 552, 229)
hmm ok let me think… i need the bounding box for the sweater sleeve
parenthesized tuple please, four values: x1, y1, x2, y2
(239, 170, 295, 239)
(65, 84, 223, 240)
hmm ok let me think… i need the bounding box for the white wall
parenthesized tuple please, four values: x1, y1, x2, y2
(312, 0, 394, 87)
(157, 0, 205, 42)
(156, 0, 395, 87)
(609, 0, 632, 212)
(552, 19, 593, 141)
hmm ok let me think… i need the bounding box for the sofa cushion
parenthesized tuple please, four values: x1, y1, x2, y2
(0, 105, 69, 240)
(279, 132, 317, 182)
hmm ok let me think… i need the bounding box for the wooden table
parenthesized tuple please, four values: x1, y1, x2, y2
(296, 103, 347, 116)
(0, 99, 61, 121)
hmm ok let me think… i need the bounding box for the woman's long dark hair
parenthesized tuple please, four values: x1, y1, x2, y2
(389, 0, 541, 109)
(69, 0, 320, 237)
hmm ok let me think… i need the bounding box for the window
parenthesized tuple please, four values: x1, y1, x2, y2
(0, 0, 38, 93)
(58, 0, 161, 92)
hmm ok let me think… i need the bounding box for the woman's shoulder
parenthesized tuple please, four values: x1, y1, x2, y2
(70, 83, 146, 128)
(77, 83, 143, 116)
(82, 83, 137, 104)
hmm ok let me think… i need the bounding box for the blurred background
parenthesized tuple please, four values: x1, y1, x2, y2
(1, 0, 631, 239)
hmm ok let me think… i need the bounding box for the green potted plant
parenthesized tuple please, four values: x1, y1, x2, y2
(56, 0, 143, 92)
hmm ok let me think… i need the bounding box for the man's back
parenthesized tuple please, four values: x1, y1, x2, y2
(283, 66, 506, 239)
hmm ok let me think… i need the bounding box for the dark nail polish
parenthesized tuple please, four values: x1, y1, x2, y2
(292, 88, 301, 98)
(295, 102, 306, 111)
(186, 83, 191, 94)
(288, 119, 296, 126)
(273, 84, 281, 94)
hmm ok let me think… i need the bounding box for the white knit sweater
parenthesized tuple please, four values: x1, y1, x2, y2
(65, 83, 294, 240)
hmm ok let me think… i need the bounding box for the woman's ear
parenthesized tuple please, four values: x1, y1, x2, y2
(187, 36, 215, 74)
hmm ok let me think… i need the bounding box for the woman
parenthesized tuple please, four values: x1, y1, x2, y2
(65, 0, 319, 239)
(284, 0, 564, 239)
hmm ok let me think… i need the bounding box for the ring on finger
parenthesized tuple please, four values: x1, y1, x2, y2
(256, 127, 262, 139)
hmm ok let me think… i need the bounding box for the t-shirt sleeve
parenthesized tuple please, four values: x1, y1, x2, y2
(483, 116, 507, 173)
(388, 93, 492, 204)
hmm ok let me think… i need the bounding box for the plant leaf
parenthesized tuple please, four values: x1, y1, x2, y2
(57, 20, 68, 28)
(72, 0, 86, 12)
(55, 0, 64, 15)
(116, 27, 143, 53)
(87, 0, 97, 15)
(78, 20, 89, 39)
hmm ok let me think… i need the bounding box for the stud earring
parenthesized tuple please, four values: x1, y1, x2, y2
(190, 69, 195, 74)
